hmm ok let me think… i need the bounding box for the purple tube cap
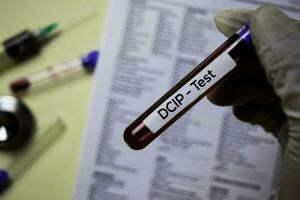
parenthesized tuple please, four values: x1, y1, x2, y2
(81, 50, 100, 71)
(0, 170, 11, 191)
(238, 22, 253, 48)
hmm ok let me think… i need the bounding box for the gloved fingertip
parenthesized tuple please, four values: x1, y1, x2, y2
(214, 9, 253, 37)
(207, 86, 230, 106)
(214, 14, 236, 37)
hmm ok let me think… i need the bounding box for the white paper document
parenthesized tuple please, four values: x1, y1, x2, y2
(73, 0, 300, 199)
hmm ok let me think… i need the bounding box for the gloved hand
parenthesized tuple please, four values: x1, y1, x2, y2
(207, 5, 300, 200)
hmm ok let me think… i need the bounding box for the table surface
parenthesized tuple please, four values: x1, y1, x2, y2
(0, 0, 108, 199)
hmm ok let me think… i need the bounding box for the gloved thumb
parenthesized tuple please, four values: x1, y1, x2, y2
(250, 5, 300, 85)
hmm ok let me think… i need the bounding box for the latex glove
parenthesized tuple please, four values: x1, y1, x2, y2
(207, 5, 300, 200)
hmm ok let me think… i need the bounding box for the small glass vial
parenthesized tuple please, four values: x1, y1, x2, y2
(124, 23, 253, 150)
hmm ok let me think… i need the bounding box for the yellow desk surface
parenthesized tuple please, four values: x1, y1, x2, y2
(0, 0, 107, 199)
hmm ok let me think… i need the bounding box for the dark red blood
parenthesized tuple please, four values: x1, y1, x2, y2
(9, 78, 30, 93)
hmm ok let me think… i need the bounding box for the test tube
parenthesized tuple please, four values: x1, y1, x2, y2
(0, 118, 65, 191)
(124, 23, 253, 150)
(9, 50, 99, 95)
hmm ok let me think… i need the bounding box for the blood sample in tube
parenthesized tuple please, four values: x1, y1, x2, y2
(124, 23, 253, 150)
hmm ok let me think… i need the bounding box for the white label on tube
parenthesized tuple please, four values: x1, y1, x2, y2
(143, 51, 237, 133)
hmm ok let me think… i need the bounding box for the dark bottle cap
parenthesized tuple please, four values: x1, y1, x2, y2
(3, 30, 41, 60)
